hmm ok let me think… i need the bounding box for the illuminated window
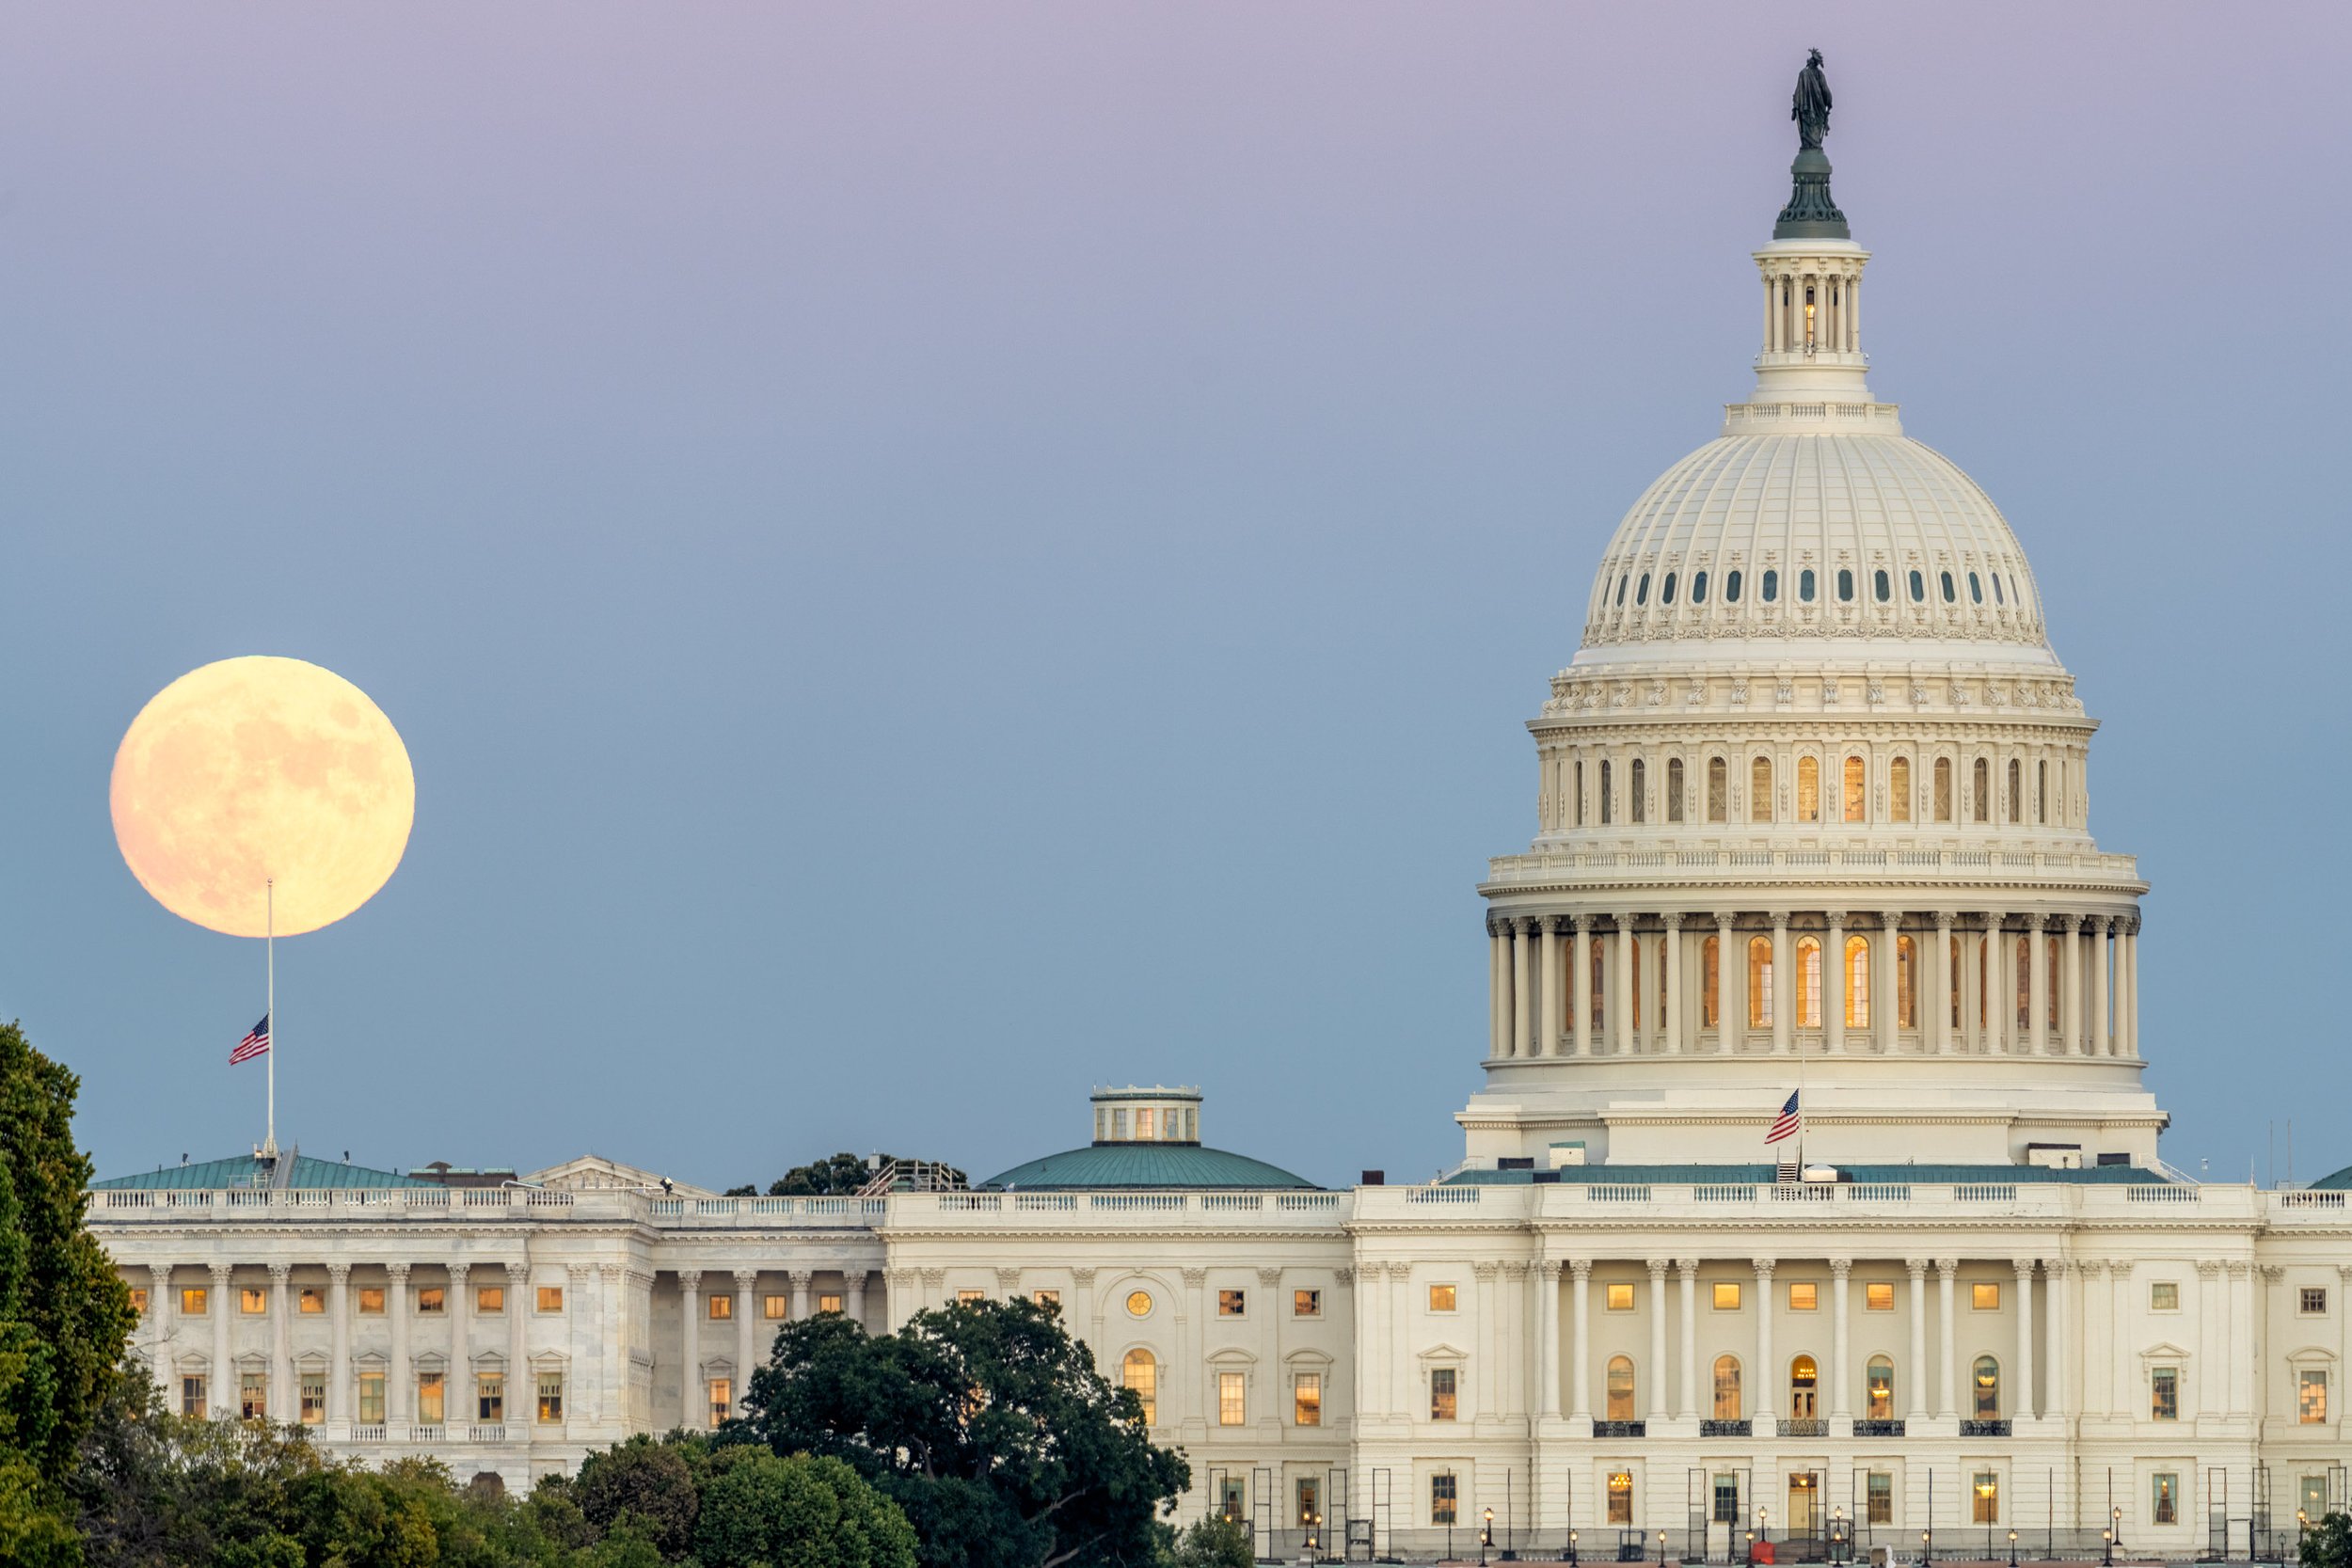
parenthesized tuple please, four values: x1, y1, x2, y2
(358, 1372, 385, 1423)
(1788, 1354, 1819, 1418)
(1748, 937, 1773, 1028)
(539, 1286, 564, 1313)
(1030, 1290, 1058, 1312)
(1890, 756, 1912, 821)
(1972, 1472, 1999, 1526)
(1608, 1470, 1634, 1525)
(1933, 757, 1953, 821)
(240, 1371, 267, 1419)
(1607, 1282, 1636, 1311)
(130, 1287, 149, 1315)
(182, 1287, 209, 1317)
(1126, 1290, 1153, 1317)
(2299, 1370, 2328, 1424)
(764, 1294, 788, 1320)
(1866, 1282, 1895, 1311)
(2153, 1473, 2178, 1526)
(1295, 1371, 1322, 1426)
(1217, 1371, 1246, 1426)
(301, 1373, 326, 1425)
(241, 1288, 266, 1315)
(1897, 935, 1916, 1028)
(1796, 936, 1821, 1028)
(1432, 1472, 1458, 1527)
(1867, 1357, 1894, 1419)
(1122, 1350, 1156, 1424)
(477, 1372, 503, 1423)
(1702, 935, 1721, 1027)
(299, 1288, 325, 1314)
(181, 1374, 206, 1417)
(1218, 1289, 1247, 1317)
(1430, 1367, 1457, 1421)
(1972, 1282, 2001, 1310)
(2007, 758, 2022, 822)
(1844, 934, 1871, 1029)
(417, 1371, 446, 1425)
(1788, 1282, 1818, 1311)
(2150, 1281, 2178, 1311)
(1708, 757, 1728, 822)
(1713, 1354, 1742, 1418)
(1112, 1107, 1128, 1138)
(819, 1292, 845, 1314)
(1220, 1479, 1247, 1523)
(1295, 1289, 1322, 1318)
(2300, 1287, 2328, 1315)
(1296, 1478, 1320, 1530)
(417, 1287, 444, 1314)
(709, 1292, 734, 1320)
(709, 1377, 732, 1425)
(1713, 1282, 1742, 1311)
(1428, 1284, 1457, 1313)
(1840, 754, 1865, 821)
(2152, 1367, 2178, 1420)
(1751, 755, 1773, 822)
(1867, 1471, 1894, 1525)
(957, 1290, 984, 1305)
(1798, 755, 1820, 822)
(1606, 1356, 1636, 1420)
(537, 1372, 564, 1423)
(475, 1286, 503, 1314)
(1972, 1356, 2000, 1418)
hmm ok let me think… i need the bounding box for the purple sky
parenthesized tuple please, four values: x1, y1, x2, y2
(6, 4, 2347, 1189)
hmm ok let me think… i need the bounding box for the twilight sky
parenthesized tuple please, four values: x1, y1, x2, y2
(6, 3, 2347, 1191)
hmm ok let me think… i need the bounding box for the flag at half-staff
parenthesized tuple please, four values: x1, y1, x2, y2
(1765, 1089, 1800, 1182)
(229, 1013, 271, 1066)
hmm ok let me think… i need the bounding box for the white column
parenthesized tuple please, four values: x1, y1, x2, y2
(1830, 1258, 1852, 1423)
(2013, 1259, 2037, 1419)
(2045, 1260, 2070, 1424)
(1936, 1259, 1959, 1418)
(1568, 1259, 1593, 1420)
(2109, 1262, 2133, 1418)
(2093, 917, 2114, 1054)
(1677, 1259, 1700, 1419)
(1960, 920, 1982, 1053)
(847, 1270, 870, 1330)
(1647, 1259, 1670, 1419)
(1538, 1259, 1562, 1418)
(2061, 916, 2083, 1053)
(1905, 1259, 1930, 1421)
(787, 1269, 812, 1322)
(326, 1262, 351, 1427)
(448, 1262, 471, 1429)
(1474, 1262, 1499, 1421)
(386, 1262, 411, 1425)
(2077, 1260, 2107, 1415)
(1541, 916, 1565, 1056)
(1612, 916, 1635, 1056)
(209, 1262, 234, 1417)
(1716, 914, 1740, 1054)
(507, 1259, 530, 1430)
(1662, 914, 1685, 1053)
(2121, 918, 2140, 1056)
(1572, 915, 1594, 1057)
(1513, 918, 1534, 1057)
(1878, 911, 1900, 1053)
(1771, 912, 1793, 1053)
(1753, 1259, 1776, 1426)
(1931, 912, 1955, 1053)
(1987, 915, 2010, 1053)
(678, 1270, 703, 1428)
(148, 1262, 173, 1369)
(1490, 923, 1508, 1057)
(2226, 1262, 2252, 1417)
(2027, 917, 2049, 1054)
(735, 1271, 757, 1392)
(1824, 911, 1847, 1054)
(268, 1262, 292, 1422)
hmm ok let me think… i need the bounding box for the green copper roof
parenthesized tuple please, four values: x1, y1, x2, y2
(93, 1153, 436, 1191)
(2310, 1164, 2352, 1192)
(982, 1143, 1317, 1192)
(1444, 1162, 2169, 1186)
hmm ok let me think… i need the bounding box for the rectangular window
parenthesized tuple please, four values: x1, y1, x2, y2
(1112, 1108, 1128, 1139)
(536, 1286, 564, 1313)
(417, 1287, 445, 1314)
(2300, 1370, 2328, 1424)
(819, 1293, 846, 1315)
(476, 1286, 504, 1314)
(358, 1371, 386, 1423)
(1713, 1475, 1740, 1525)
(418, 1372, 445, 1425)
(2153, 1473, 2178, 1526)
(1428, 1283, 1457, 1313)
(2300, 1287, 2329, 1316)
(1295, 1371, 1322, 1426)
(1971, 1472, 1999, 1526)
(241, 1287, 266, 1315)
(299, 1287, 325, 1314)
(1219, 1478, 1247, 1523)
(1217, 1370, 1246, 1426)
(1608, 1471, 1633, 1526)
(2304, 1478, 2331, 1522)
(2150, 1281, 2179, 1311)
(709, 1377, 732, 1424)
(709, 1293, 733, 1320)
(182, 1286, 209, 1317)
(1135, 1107, 1156, 1140)
(130, 1287, 149, 1315)
(478, 1372, 504, 1423)
(1430, 1367, 1457, 1421)
(1217, 1289, 1247, 1317)
(1866, 1282, 1895, 1311)
(240, 1371, 267, 1418)
(537, 1372, 564, 1423)
(764, 1294, 788, 1320)
(2152, 1367, 2178, 1420)
(956, 1289, 984, 1305)
(1867, 1472, 1894, 1526)
(1713, 1282, 1741, 1310)
(358, 1286, 386, 1315)
(1296, 1477, 1320, 1530)
(1971, 1282, 2001, 1310)
(181, 1374, 206, 1417)
(1788, 1282, 1819, 1311)
(301, 1373, 326, 1425)
(1432, 1473, 1457, 1527)
(1607, 1282, 1636, 1311)
(1295, 1289, 1322, 1318)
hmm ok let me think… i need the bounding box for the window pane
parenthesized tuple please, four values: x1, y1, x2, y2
(709, 1377, 732, 1424)
(1788, 1282, 1818, 1311)
(417, 1287, 444, 1314)
(1866, 1282, 1895, 1311)
(476, 1286, 503, 1314)
(1713, 1282, 1741, 1310)
(1607, 1282, 1635, 1311)
(1122, 1351, 1156, 1425)
(1606, 1357, 1635, 1420)
(1217, 1289, 1247, 1317)
(182, 1375, 206, 1417)
(358, 1372, 386, 1423)
(1432, 1474, 1457, 1526)
(1867, 1472, 1893, 1525)
(1431, 1367, 1457, 1421)
(1751, 756, 1772, 821)
(301, 1374, 326, 1425)
(241, 1288, 266, 1315)
(2299, 1370, 2328, 1424)
(1295, 1371, 1322, 1426)
(2150, 1281, 2178, 1310)
(537, 1373, 564, 1423)
(299, 1288, 325, 1314)
(1295, 1289, 1322, 1318)
(1428, 1284, 1456, 1312)
(820, 1293, 846, 1314)
(2153, 1474, 2178, 1526)
(537, 1286, 564, 1313)
(358, 1287, 385, 1314)
(240, 1372, 267, 1418)
(478, 1373, 504, 1423)
(1609, 1471, 1633, 1525)
(1217, 1370, 1246, 1426)
(709, 1292, 733, 1319)
(1972, 1282, 2000, 1310)
(417, 1372, 445, 1425)
(764, 1294, 788, 1320)
(1713, 1356, 1741, 1419)
(1972, 1472, 1998, 1525)
(1843, 755, 1866, 821)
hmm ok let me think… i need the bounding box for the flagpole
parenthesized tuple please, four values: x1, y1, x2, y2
(264, 877, 277, 1160)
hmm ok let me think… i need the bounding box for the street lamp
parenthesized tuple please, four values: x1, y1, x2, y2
(1921, 1528, 1932, 1568)
(1659, 1528, 1669, 1566)
(1482, 1507, 1494, 1567)
(1832, 1505, 1847, 1566)
(1304, 1510, 1319, 1559)
(2101, 1527, 2112, 1567)
(2299, 1509, 2311, 1555)
(2111, 1505, 2122, 1565)
(2009, 1528, 2018, 1568)
(1571, 1528, 1581, 1567)
(1744, 1530, 1755, 1568)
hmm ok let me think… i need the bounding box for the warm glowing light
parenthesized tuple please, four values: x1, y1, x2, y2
(111, 657, 415, 937)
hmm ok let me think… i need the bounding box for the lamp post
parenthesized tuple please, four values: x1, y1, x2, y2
(2111, 1505, 2122, 1565)
(1659, 1528, 1668, 1566)
(1921, 1528, 1931, 1568)
(1304, 1510, 1319, 1560)
(1832, 1505, 1846, 1566)
(2008, 1528, 2018, 1568)
(1571, 1528, 1581, 1567)
(2101, 1527, 2112, 1567)
(1744, 1530, 1754, 1568)
(2299, 1509, 2310, 1559)
(1482, 1507, 1494, 1567)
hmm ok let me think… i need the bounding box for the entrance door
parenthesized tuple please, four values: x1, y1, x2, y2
(1789, 1356, 1819, 1420)
(1788, 1473, 1820, 1539)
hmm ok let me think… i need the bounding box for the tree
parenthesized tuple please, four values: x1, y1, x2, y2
(571, 1433, 701, 1559)
(739, 1297, 1187, 1568)
(2304, 1513, 2352, 1568)
(693, 1449, 916, 1568)
(723, 1152, 966, 1199)
(1165, 1516, 1252, 1568)
(0, 1020, 137, 1562)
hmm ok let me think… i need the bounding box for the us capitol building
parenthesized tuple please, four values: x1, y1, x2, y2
(86, 67, 2352, 1563)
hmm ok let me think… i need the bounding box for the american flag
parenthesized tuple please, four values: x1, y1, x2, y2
(229, 1014, 270, 1066)
(1764, 1090, 1801, 1145)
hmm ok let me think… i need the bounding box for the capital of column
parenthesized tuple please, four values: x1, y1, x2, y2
(1487, 918, 1505, 940)
(209, 1261, 235, 1286)
(1518, 914, 1542, 936)
(1881, 911, 1901, 932)
(1769, 911, 1791, 930)
(447, 1261, 469, 1286)
(2075, 1259, 2106, 1279)
(1573, 913, 1595, 934)
(1677, 1259, 1700, 1280)
(1383, 1261, 1414, 1282)
(1904, 1258, 1929, 1281)
(150, 1262, 174, 1287)
(1829, 1258, 1852, 1280)
(1543, 914, 1566, 935)
(1330, 1266, 1355, 1287)
(2195, 1259, 2222, 1279)
(1181, 1267, 1210, 1288)
(1610, 911, 1636, 932)
(734, 1269, 758, 1288)
(1934, 1259, 1959, 1279)
(993, 1269, 1020, 1291)
(1931, 911, 1955, 932)
(322, 1261, 351, 1286)
(1645, 1258, 1670, 1278)
(2043, 1259, 2074, 1279)
(387, 1261, 414, 1284)
(1501, 1260, 1531, 1280)
(2012, 1259, 2038, 1280)
(2224, 1260, 2250, 1279)
(1071, 1267, 1098, 1287)
(678, 1269, 704, 1291)
(1714, 911, 1737, 933)
(918, 1268, 947, 1287)
(1661, 912, 1685, 933)
(2259, 1264, 2285, 1283)
(1824, 911, 1848, 928)
(1752, 1259, 1776, 1283)
(267, 1262, 292, 1285)
(2123, 914, 2142, 937)
(1472, 1260, 1501, 1282)
(1568, 1259, 1594, 1282)
(503, 1259, 529, 1281)
(1257, 1267, 1283, 1288)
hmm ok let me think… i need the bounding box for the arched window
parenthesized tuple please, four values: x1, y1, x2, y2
(1789, 1354, 1819, 1419)
(1843, 755, 1867, 822)
(1897, 934, 1917, 1028)
(1667, 757, 1686, 822)
(1866, 1356, 1895, 1420)
(1798, 568, 1815, 602)
(1636, 573, 1650, 605)
(1968, 571, 1983, 605)
(2007, 759, 2022, 823)
(2047, 938, 2061, 1030)
(1606, 1356, 1636, 1421)
(2014, 938, 2031, 1029)
(1692, 570, 1708, 604)
(1707, 757, 1728, 823)
(1575, 761, 1587, 826)
(1797, 755, 1820, 822)
(1662, 572, 1678, 605)
(1972, 758, 1991, 823)
(1630, 758, 1647, 824)
(1702, 935, 1720, 1027)
(1712, 1354, 1743, 1420)
(1972, 1355, 2000, 1418)
(1991, 574, 2006, 606)
(1949, 935, 1963, 1028)
(1590, 937, 1607, 1031)
(1939, 570, 1955, 603)
(1726, 569, 1744, 603)
(1750, 756, 1772, 822)
(1873, 568, 1891, 603)
(2009, 574, 2022, 608)
(1796, 936, 1822, 1029)
(1616, 575, 1629, 607)
(1909, 568, 1925, 602)
(1844, 934, 1871, 1029)
(1124, 1349, 1158, 1425)
(2037, 759, 2048, 824)
(1748, 937, 1774, 1028)
(1600, 760, 1613, 825)
(1933, 757, 1953, 822)
(1761, 568, 1777, 602)
(1890, 757, 1912, 822)
(1837, 567, 1855, 602)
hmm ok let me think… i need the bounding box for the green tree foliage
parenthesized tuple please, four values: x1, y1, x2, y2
(0, 1020, 137, 1564)
(694, 1449, 916, 1568)
(738, 1296, 1188, 1568)
(2305, 1513, 2352, 1568)
(1163, 1516, 1252, 1568)
(571, 1433, 699, 1558)
(722, 1152, 966, 1198)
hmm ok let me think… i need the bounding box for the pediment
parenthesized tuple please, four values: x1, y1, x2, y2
(2138, 1340, 2190, 1362)
(521, 1152, 714, 1197)
(1418, 1340, 1470, 1363)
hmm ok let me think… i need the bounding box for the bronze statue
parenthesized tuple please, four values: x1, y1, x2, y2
(1792, 48, 1832, 150)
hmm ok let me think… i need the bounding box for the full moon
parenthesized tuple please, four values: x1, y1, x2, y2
(110, 657, 416, 938)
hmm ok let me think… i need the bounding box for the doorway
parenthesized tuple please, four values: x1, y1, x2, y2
(1788, 1472, 1821, 1540)
(1788, 1355, 1819, 1419)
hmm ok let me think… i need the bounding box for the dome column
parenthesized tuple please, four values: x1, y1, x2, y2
(1877, 911, 1900, 1053)
(1662, 913, 1685, 1054)
(2092, 917, 2113, 1055)
(1512, 918, 1534, 1057)
(2121, 917, 2140, 1057)
(1612, 912, 1636, 1055)
(1572, 915, 1595, 1056)
(2061, 915, 2084, 1053)
(1770, 912, 1793, 1053)
(1931, 912, 1955, 1053)
(1985, 913, 2010, 1053)
(1488, 921, 1507, 1058)
(1824, 911, 1847, 1054)
(1715, 913, 1741, 1055)
(1540, 916, 1564, 1056)
(2027, 915, 2049, 1054)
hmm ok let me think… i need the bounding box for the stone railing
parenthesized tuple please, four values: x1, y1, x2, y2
(87, 1186, 883, 1228)
(1486, 845, 2141, 889)
(886, 1190, 1350, 1231)
(1350, 1180, 2271, 1225)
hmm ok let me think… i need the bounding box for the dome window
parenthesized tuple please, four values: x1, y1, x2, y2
(1940, 571, 1957, 603)
(1836, 568, 1854, 602)
(1636, 573, 1650, 605)
(1661, 571, 1677, 605)
(1872, 569, 1891, 603)
(1909, 569, 1926, 602)
(1692, 570, 1708, 604)
(1725, 569, 1743, 603)
(2009, 574, 2022, 607)
(1616, 575, 1629, 607)
(1968, 572, 1983, 604)
(1794, 568, 1811, 603)
(1991, 575, 2006, 606)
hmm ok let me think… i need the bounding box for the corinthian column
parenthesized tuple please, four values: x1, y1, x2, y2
(1824, 911, 1848, 1054)
(2012, 1259, 2037, 1419)
(1715, 913, 1740, 1054)
(1752, 1260, 1777, 1425)
(268, 1263, 292, 1423)
(1936, 1259, 1959, 1418)
(735, 1271, 758, 1394)
(1770, 913, 1793, 1053)
(1905, 1259, 1929, 1421)
(448, 1262, 471, 1427)
(149, 1262, 173, 1366)
(386, 1262, 412, 1425)
(2061, 916, 2083, 1053)
(326, 1262, 351, 1428)
(1677, 1259, 1700, 1419)
(209, 1263, 233, 1417)
(2093, 917, 2113, 1054)
(1489, 921, 1508, 1056)
(1931, 912, 1955, 1054)
(678, 1270, 703, 1428)
(1572, 915, 1595, 1057)
(1541, 916, 1564, 1056)
(1568, 1259, 1593, 1420)
(1662, 914, 1685, 1054)
(1878, 912, 1900, 1053)
(1829, 1259, 1852, 1424)
(1512, 918, 1534, 1057)
(1646, 1259, 1670, 1418)
(2027, 917, 2049, 1054)
(1612, 915, 1636, 1056)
